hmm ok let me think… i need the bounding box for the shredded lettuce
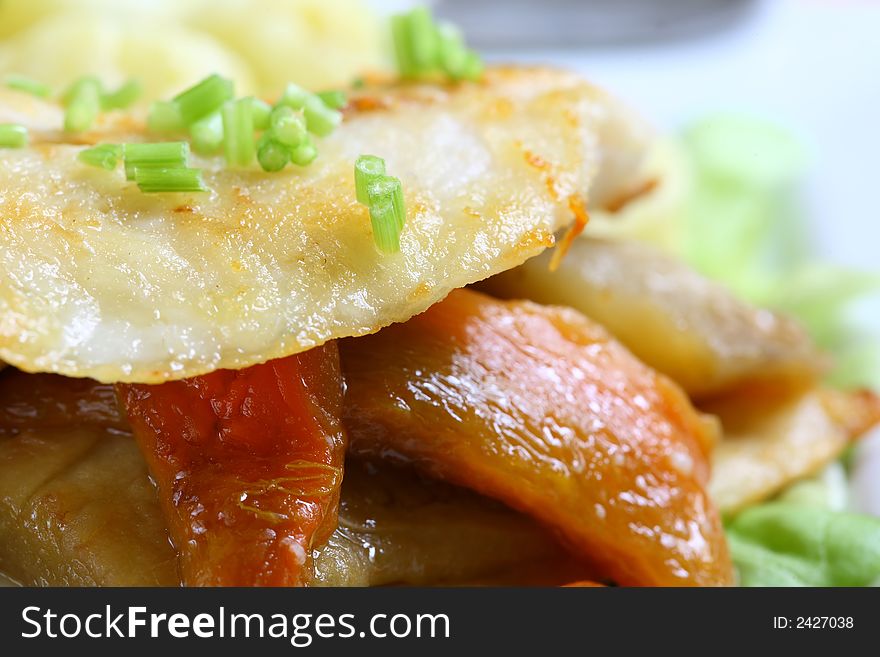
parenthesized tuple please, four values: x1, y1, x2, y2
(680, 115, 880, 390)
(726, 502, 880, 587)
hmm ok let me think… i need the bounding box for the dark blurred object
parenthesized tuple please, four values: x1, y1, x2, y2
(434, 0, 758, 48)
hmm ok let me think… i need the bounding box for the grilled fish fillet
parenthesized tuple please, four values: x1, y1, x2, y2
(481, 238, 821, 399)
(0, 66, 649, 384)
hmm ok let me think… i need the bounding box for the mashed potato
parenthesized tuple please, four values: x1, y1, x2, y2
(0, 0, 387, 98)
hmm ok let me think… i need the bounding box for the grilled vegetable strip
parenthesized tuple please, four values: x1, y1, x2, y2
(117, 344, 346, 586)
(341, 289, 733, 586)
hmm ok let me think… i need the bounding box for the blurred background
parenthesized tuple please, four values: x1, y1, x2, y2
(1, 0, 879, 508)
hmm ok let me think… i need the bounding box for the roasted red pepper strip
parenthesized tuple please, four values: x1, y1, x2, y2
(117, 344, 346, 586)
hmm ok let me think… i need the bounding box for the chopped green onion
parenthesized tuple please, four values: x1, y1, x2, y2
(278, 83, 310, 110)
(133, 167, 207, 193)
(123, 141, 189, 180)
(368, 175, 406, 231)
(78, 143, 122, 169)
(354, 154, 386, 204)
(251, 98, 272, 130)
(290, 137, 317, 167)
(317, 90, 347, 110)
(459, 51, 484, 82)
(369, 197, 402, 254)
(391, 8, 484, 82)
(4, 74, 51, 98)
(62, 76, 101, 133)
(269, 105, 307, 147)
(257, 134, 290, 172)
(303, 96, 341, 137)
(101, 79, 142, 110)
(189, 111, 223, 155)
(0, 124, 28, 148)
(391, 14, 417, 78)
(174, 74, 234, 126)
(408, 7, 440, 71)
(221, 98, 255, 166)
(148, 100, 183, 134)
(438, 23, 467, 79)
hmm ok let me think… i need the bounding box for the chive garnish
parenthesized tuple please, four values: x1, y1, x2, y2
(256, 135, 290, 172)
(391, 7, 483, 82)
(251, 98, 272, 130)
(147, 100, 183, 134)
(174, 74, 234, 126)
(78, 143, 122, 169)
(221, 98, 255, 167)
(101, 79, 142, 110)
(369, 198, 402, 254)
(354, 155, 406, 253)
(123, 141, 189, 180)
(134, 167, 207, 193)
(62, 76, 102, 133)
(316, 90, 347, 110)
(302, 96, 342, 137)
(0, 124, 28, 148)
(290, 138, 318, 167)
(4, 74, 51, 98)
(368, 176, 406, 231)
(269, 105, 307, 147)
(354, 155, 386, 204)
(189, 112, 223, 155)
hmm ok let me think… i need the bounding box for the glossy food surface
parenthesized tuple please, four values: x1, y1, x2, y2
(0, 370, 176, 585)
(313, 458, 585, 586)
(481, 238, 821, 399)
(0, 367, 576, 586)
(342, 289, 733, 586)
(0, 67, 649, 384)
(117, 344, 346, 586)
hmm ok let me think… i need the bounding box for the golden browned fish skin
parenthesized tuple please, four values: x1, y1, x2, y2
(0, 67, 650, 384)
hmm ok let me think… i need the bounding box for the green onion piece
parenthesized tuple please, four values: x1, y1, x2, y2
(123, 141, 189, 180)
(190, 111, 223, 155)
(0, 124, 28, 148)
(78, 143, 122, 169)
(408, 7, 440, 71)
(290, 137, 318, 167)
(369, 197, 402, 254)
(438, 23, 467, 79)
(174, 74, 234, 126)
(278, 83, 310, 110)
(100, 79, 142, 110)
(317, 90, 347, 110)
(251, 98, 272, 130)
(221, 98, 255, 166)
(459, 51, 484, 82)
(148, 100, 183, 134)
(257, 134, 290, 172)
(367, 175, 406, 231)
(303, 96, 341, 137)
(4, 74, 51, 98)
(269, 105, 307, 147)
(134, 167, 207, 193)
(62, 76, 102, 133)
(354, 155, 386, 204)
(391, 14, 417, 78)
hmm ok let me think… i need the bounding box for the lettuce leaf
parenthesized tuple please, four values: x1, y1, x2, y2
(727, 503, 880, 587)
(680, 115, 880, 389)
